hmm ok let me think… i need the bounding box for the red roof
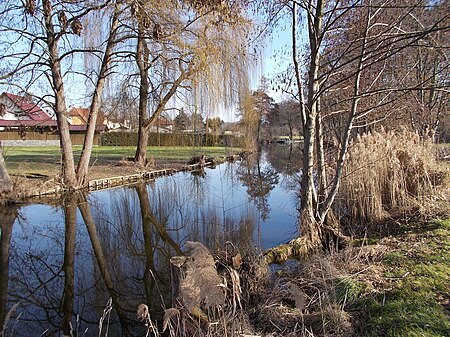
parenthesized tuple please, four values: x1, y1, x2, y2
(0, 93, 106, 132)
(0, 92, 57, 127)
(69, 124, 107, 132)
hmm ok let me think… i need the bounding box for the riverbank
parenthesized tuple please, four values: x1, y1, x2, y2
(1, 145, 242, 202)
(238, 217, 450, 336)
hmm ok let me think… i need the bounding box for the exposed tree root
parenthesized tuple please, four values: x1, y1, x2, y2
(264, 227, 350, 265)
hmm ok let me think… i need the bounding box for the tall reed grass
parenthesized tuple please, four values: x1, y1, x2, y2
(334, 128, 446, 227)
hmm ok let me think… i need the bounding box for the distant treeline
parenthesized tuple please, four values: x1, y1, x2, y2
(101, 132, 243, 147)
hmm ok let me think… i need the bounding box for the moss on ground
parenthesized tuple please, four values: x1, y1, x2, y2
(353, 219, 450, 337)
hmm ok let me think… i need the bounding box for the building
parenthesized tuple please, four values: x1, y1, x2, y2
(68, 106, 107, 127)
(0, 92, 106, 144)
(149, 116, 173, 133)
(0, 92, 58, 134)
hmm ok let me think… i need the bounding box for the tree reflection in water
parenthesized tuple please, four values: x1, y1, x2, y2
(237, 151, 280, 220)
(1, 146, 301, 336)
(265, 143, 302, 193)
(0, 204, 18, 332)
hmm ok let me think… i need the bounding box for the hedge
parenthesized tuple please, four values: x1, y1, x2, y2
(100, 132, 243, 147)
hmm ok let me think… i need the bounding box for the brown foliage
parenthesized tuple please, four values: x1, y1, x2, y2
(71, 19, 82, 36)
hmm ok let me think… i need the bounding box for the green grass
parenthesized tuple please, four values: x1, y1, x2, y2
(354, 219, 450, 337)
(2, 145, 240, 175)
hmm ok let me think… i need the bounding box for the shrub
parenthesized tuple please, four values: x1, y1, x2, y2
(100, 132, 243, 147)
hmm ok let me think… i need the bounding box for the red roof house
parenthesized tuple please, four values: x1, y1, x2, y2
(0, 93, 107, 144)
(0, 92, 57, 128)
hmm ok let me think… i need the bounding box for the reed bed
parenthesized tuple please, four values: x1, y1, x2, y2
(334, 129, 447, 229)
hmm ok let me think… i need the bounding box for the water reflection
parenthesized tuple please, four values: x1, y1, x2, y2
(237, 151, 280, 220)
(0, 204, 18, 331)
(0, 145, 301, 336)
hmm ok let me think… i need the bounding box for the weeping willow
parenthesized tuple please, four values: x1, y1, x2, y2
(133, 0, 254, 130)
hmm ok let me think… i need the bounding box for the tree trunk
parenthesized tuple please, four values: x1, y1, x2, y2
(134, 22, 150, 166)
(43, 0, 77, 190)
(77, 3, 121, 186)
(299, 0, 324, 235)
(0, 146, 12, 195)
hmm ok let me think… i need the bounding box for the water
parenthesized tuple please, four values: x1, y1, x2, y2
(0, 145, 302, 336)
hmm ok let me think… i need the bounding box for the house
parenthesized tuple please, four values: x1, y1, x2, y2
(149, 116, 173, 133)
(0, 92, 58, 132)
(107, 120, 132, 132)
(68, 106, 107, 127)
(0, 92, 106, 144)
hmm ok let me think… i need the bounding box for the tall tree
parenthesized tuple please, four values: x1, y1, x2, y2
(76, 2, 122, 185)
(267, 99, 302, 140)
(238, 88, 276, 150)
(0, 1, 123, 189)
(174, 109, 191, 131)
(263, 0, 449, 263)
(129, 0, 251, 165)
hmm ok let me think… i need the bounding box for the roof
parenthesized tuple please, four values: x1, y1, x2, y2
(68, 107, 89, 123)
(155, 116, 173, 127)
(0, 92, 58, 127)
(69, 124, 107, 132)
(0, 93, 107, 132)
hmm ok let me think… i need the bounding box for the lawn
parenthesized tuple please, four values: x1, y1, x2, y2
(2, 145, 240, 176)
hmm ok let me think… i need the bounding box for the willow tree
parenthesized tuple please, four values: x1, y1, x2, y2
(0, 1, 123, 189)
(128, 0, 251, 166)
(263, 0, 449, 263)
(76, 2, 122, 186)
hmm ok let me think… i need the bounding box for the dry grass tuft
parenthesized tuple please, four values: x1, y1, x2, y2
(136, 303, 149, 322)
(180, 241, 226, 310)
(335, 128, 448, 229)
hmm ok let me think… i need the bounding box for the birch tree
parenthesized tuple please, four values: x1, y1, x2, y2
(263, 0, 449, 263)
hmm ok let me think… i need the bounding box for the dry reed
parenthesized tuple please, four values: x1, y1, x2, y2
(334, 128, 446, 227)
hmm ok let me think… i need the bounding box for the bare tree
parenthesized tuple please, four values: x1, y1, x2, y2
(0, 145, 12, 195)
(76, 2, 122, 185)
(263, 0, 449, 263)
(0, 1, 123, 189)
(267, 99, 302, 140)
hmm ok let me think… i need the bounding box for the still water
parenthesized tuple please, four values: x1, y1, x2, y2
(0, 145, 301, 336)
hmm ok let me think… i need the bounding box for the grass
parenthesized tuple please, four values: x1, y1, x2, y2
(353, 219, 450, 337)
(2, 145, 240, 175)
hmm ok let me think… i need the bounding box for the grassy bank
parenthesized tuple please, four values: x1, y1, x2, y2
(245, 218, 450, 337)
(2, 145, 240, 176)
(352, 219, 450, 336)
